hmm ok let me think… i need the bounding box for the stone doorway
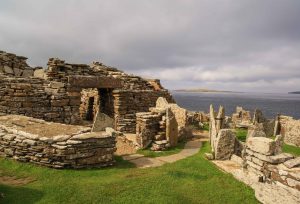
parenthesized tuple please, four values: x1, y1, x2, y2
(86, 96, 95, 121)
(98, 88, 114, 118)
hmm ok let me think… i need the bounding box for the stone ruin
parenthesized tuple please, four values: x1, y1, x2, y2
(231, 106, 252, 128)
(274, 115, 300, 147)
(136, 97, 188, 151)
(208, 105, 243, 160)
(208, 104, 300, 193)
(0, 50, 187, 168)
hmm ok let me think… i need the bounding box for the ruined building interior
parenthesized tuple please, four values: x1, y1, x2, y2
(0, 50, 188, 169)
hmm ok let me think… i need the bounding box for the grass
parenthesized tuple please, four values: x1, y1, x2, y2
(202, 122, 210, 131)
(137, 141, 186, 157)
(235, 128, 247, 142)
(282, 143, 300, 156)
(0, 142, 258, 204)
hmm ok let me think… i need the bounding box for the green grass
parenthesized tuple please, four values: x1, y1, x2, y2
(202, 122, 210, 131)
(0, 142, 258, 204)
(235, 128, 248, 142)
(137, 141, 186, 157)
(282, 143, 300, 156)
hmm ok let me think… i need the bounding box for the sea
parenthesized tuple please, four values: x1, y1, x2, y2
(171, 91, 300, 119)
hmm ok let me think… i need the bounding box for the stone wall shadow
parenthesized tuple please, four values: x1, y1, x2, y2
(0, 184, 43, 204)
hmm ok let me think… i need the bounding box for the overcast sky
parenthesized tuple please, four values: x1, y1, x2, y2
(1, 0, 300, 92)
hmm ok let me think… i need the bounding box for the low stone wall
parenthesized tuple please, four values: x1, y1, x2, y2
(277, 115, 300, 147)
(0, 118, 116, 169)
(244, 137, 299, 191)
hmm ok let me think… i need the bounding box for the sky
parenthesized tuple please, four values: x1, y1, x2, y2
(1, 0, 300, 93)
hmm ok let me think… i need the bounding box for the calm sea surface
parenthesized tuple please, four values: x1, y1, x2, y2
(172, 92, 300, 119)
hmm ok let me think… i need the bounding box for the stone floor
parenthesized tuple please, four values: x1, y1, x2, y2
(213, 159, 300, 204)
(0, 115, 90, 138)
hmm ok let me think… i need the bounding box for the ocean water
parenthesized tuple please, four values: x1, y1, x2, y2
(172, 92, 300, 119)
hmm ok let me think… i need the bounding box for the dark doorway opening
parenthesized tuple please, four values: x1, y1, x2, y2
(86, 97, 95, 121)
(98, 88, 114, 118)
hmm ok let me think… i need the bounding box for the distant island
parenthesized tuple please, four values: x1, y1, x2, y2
(173, 88, 240, 93)
(289, 91, 300, 94)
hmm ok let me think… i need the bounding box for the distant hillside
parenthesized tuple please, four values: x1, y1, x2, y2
(289, 91, 300, 94)
(174, 88, 238, 93)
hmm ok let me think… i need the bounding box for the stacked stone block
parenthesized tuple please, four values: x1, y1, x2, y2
(245, 137, 300, 191)
(0, 51, 35, 77)
(0, 118, 116, 169)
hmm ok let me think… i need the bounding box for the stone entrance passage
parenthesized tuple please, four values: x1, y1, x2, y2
(86, 96, 95, 121)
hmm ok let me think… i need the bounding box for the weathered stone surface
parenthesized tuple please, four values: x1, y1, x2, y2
(284, 157, 300, 169)
(92, 112, 114, 132)
(165, 108, 178, 147)
(53, 135, 72, 142)
(214, 129, 236, 160)
(247, 137, 276, 155)
(68, 75, 122, 88)
(279, 116, 300, 146)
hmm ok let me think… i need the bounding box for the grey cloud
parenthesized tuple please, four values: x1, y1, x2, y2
(0, 0, 300, 92)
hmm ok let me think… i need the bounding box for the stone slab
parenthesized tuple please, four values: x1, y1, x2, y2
(68, 75, 122, 88)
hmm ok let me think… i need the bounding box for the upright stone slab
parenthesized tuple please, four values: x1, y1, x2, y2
(92, 112, 114, 132)
(166, 108, 178, 147)
(214, 129, 236, 160)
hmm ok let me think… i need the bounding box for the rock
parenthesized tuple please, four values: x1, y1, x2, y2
(53, 135, 72, 142)
(92, 112, 114, 132)
(283, 157, 300, 169)
(33, 68, 45, 79)
(214, 129, 236, 160)
(246, 137, 276, 155)
(50, 81, 64, 89)
(23, 139, 37, 146)
(4, 66, 13, 74)
(22, 69, 33, 77)
(2, 134, 16, 141)
(165, 108, 178, 147)
(156, 97, 169, 109)
(204, 153, 214, 160)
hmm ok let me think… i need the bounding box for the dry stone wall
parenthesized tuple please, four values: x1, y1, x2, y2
(0, 51, 174, 133)
(113, 90, 173, 133)
(0, 117, 116, 169)
(276, 115, 300, 147)
(0, 51, 35, 77)
(244, 136, 299, 191)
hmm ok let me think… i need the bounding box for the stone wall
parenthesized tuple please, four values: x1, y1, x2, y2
(0, 51, 35, 77)
(244, 137, 299, 191)
(276, 115, 300, 147)
(136, 112, 161, 149)
(0, 51, 174, 133)
(0, 116, 116, 169)
(136, 106, 178, 151)
(0, 76, 81, 124)
(113, 90, 174, 133)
